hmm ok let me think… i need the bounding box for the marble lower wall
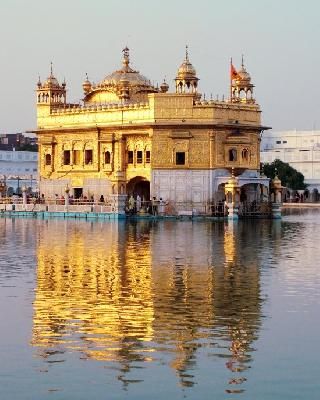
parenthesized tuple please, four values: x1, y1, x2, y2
(151, 169, 266, 213)
(151, 169, 227, 212)
(40, 178, 112, 199)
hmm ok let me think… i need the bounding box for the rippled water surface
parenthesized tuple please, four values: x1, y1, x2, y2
(0, 211, 320, 399)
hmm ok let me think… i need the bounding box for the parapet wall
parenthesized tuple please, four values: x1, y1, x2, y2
(36, 93, 261, 130)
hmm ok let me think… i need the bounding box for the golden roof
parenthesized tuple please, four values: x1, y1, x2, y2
(98, 47, 155, 91)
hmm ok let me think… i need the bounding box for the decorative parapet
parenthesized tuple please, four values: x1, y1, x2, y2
(37, 93, 262, 129)
(51, 101, 150, 115)
(37, 100, 153, 129)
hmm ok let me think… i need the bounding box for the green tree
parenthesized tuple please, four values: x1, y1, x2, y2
(262, 159, 307, 190)
(17, 144, 38, 152)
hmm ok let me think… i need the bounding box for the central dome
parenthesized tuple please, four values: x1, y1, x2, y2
(84, 47, 157, 104)
(100, 69, 152, 87)
(100, 47, 152, 87)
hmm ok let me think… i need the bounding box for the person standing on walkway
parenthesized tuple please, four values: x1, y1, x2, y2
(136, 194, 141, 213)
(152, 197, 158, 215)
(128, 195, 135, 214)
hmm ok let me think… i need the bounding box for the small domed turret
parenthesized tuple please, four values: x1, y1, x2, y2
(231, 56, 255, 104)
(160, 78, 169, 93)
(42, 63, 61, 88)
(36, 63, 66, 105)
(82, 73, 92, 95)
(175, 46, 199, 94)
(237, 66, 251, 83)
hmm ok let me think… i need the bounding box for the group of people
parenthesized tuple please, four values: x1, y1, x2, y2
(126, 194, 166, 215)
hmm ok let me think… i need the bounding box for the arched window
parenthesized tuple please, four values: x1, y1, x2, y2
(242, 148, 249, 161)
(127, 151, 133, 164)
(229, 148, 237, 162)
(45, 154, 51, 166)
(136, 150, 143, 163)
(85, 149, 93, 164)
(63, 150, 70, 165)
(105, 151, 111, 164)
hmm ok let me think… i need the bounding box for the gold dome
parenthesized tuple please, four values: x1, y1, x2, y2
(84, 47, 157, 103)
(43, 75, 60, 88)
(42, 63, 61, 88)
(176, 46, 197, 79)
(99, 47, 155, 91)
(82, 73, 92, 94)
(160, 78, 169, 93)
(235, 57, 252, 83)
(237, 66, 251, 82)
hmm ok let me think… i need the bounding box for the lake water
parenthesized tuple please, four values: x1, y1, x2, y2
(0, 210, 319, 399)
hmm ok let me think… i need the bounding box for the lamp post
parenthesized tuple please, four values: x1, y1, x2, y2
(0, 180, 5, 199)
(22, 184, 27, 208)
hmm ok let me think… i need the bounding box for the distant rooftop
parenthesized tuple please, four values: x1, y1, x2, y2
(0, 133, 38, 151)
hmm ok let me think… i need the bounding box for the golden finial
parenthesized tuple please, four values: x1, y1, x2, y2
(241, 54, 244, 68)
(185, 44, 189, 61)
(85, 72, 89, 81)
(122, 46, 130, 68)
(50, 61, 53, 77)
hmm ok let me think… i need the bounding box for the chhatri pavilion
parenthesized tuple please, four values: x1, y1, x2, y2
(33, 47, 271, 213)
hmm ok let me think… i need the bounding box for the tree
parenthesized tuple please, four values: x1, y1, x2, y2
(17, 143, 38, 152)
(262, 159, 307, 190)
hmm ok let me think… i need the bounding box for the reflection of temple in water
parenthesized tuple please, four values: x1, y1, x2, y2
(32, 219, 272, 392)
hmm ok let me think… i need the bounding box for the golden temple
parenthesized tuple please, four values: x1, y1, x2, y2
(33, 47, 270, 213)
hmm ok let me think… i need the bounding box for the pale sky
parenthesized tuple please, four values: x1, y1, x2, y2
(1, 0, 319, 134)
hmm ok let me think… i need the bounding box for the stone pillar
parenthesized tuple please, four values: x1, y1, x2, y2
(224, 172, 240, 220)
(22, 185, 27, 209)
(271, 175, 282, 219)
(110, 194, 127, 216)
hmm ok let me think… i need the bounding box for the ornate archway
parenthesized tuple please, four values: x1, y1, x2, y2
(126, 176, 150, 202)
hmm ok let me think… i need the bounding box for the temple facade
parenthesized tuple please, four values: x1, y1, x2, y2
(34, 47, 270, 213)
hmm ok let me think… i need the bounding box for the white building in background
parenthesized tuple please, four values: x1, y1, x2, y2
(0, 150, 38, 195)
(261, 130, 320, 197)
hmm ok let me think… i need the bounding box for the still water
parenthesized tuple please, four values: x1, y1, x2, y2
(0, 210, 319, 399)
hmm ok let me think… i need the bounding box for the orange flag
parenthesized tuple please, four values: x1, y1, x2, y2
(230, 63, 239, 80)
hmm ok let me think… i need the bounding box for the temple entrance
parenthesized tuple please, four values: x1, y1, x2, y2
(73, 187, 83, 199)
(126, 177, 150, 202)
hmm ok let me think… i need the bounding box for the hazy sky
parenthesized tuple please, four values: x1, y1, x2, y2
(1, 0, 319, 133)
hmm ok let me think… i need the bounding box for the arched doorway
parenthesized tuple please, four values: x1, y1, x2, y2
(127, 177, 150, 202)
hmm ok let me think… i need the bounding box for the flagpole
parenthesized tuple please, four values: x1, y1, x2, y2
(230, 57, 232, 102)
